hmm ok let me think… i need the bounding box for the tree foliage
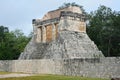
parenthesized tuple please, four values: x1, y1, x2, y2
(0, 26, 31, 60)
(87, 5, 120, 57)
(59, 2, 86, 14)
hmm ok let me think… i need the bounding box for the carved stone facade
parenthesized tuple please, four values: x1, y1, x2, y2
(33, 18, 59, 43)
(33, 6, 86, 43)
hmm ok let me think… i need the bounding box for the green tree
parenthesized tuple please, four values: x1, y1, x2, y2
(0, 26, 11, 59)
(0, 26, 30, 60)
(10, 29, 30, 59)
(87, 5, 120, 57)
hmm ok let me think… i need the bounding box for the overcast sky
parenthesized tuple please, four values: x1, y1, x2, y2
(0, 0, 120, 35)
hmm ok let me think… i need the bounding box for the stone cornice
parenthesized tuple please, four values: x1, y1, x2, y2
(33, 11, 86, 26)
(33, 18, 60, 26)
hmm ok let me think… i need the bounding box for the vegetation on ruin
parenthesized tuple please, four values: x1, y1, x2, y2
(0, 74, 110, 80)
(59, 2, 86, 14)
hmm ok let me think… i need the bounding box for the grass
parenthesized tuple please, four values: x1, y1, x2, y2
(0, 72, 11, 75)
(0, 72, 25, 75)
(0, 74, 110, 80)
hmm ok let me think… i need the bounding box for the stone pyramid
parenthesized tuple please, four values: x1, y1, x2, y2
(19, 6, 104, 59)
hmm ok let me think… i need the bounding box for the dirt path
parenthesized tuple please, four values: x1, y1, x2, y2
(0, 73, 33, 78)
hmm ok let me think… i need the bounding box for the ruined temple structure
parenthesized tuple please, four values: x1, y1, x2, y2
(0, 6, 120, 78)
(19, 6, 104, 59)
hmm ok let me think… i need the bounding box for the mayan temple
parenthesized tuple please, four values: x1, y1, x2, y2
(19, 6, 104, 59)
(0, 5, 120, 78)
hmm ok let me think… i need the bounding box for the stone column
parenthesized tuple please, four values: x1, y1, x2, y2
(36, 27, 42, 43)
(33, 24, 37, 36)
(83, 22, 86, 33)
(52, 23, 56, 41)
(42, 25, 46, 43)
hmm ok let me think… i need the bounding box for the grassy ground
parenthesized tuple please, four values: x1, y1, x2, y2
(0, 74, 110, 80)
(0, 72, 11, 75)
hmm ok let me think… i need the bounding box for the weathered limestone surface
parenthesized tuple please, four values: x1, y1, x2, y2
(19, 30, 103, 59)
(32, 6, 85, 43)
(43, 31, 103, 59)
(0, 61, 11, 72)
(19, 37, 48, 59)
(58, 19, 86, 33)
(19, 9, 103, 59)
(0, 58, 120, 78)
(42, 6, 82, 21)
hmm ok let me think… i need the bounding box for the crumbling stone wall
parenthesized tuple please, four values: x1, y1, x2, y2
(32, 6, 85, 43)
(0, 57, 120, 78)
(34, 20, 59, 43)
(46, 24, 58, 42)
(42, 6, 82, 21)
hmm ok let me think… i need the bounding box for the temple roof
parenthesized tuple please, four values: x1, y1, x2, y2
(41, 6, 82, 21)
